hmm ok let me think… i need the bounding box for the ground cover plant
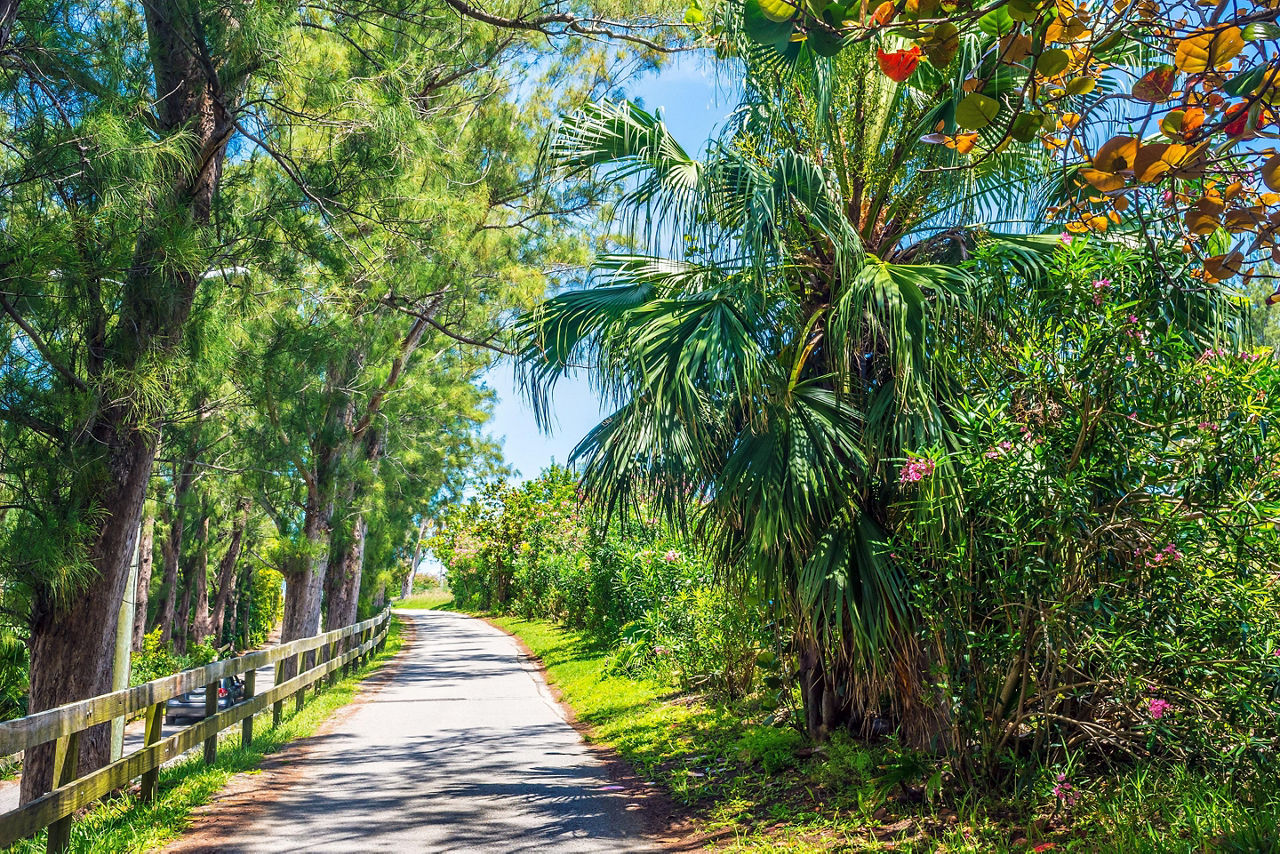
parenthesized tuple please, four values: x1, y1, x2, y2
(485, 614, 1280, 852)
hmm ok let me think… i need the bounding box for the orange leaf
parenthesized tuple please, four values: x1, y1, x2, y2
(1132, 143, 1172, 182)
(877, 45, 922, 82)
(1224, 206, 1264, 233)
(1203, 251, 1244, 281)
(1093, 136, 1139, 173)
(946, 133, 978, 154)
(872, 1, 897, 26)
(1263, 154, 1280, 192)
(1181, 107, 1206, 136)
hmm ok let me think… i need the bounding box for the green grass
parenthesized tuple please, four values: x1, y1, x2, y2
(396, 589, 455, 610)
(489, 615, 1280, 853)
(4, 618, 404, 854)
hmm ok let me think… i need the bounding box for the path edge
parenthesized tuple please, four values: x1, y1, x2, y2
(475, 614, 712, 851)
(161, 613, 417, 853)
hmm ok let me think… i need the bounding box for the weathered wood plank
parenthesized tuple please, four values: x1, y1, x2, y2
(45, 731, 79, 854)
(139, 702, 163, 802)
(241, 669, 256, 750)
(0, 611, 386, 756)
(0, 613, 389, 849)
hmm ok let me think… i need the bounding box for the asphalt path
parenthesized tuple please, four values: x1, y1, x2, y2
(170, 609, 656, 852)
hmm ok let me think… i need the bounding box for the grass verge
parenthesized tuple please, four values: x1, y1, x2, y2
(488, 615, 1280, 854)
(396, 590, 454, 610)
(4, 617, 403, 854)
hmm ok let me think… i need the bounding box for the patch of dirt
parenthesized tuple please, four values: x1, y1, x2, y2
(163, 619, 415, 853)
(477, 616, 728, 851)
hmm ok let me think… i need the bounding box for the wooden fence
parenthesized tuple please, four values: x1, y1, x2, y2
(0, 608, 391, 853)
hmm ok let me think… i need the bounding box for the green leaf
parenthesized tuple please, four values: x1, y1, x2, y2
(956, 93, 999, 129)
(1224, 64, 1267, 96)
(1011, 111, 1042, 143)
(744, 0, 795, 48)
(978, 7, 1015, 37)
(807, 26, 847, 57)
(1037, 48, 1070, 77)
(683, 0, 705, 24)
(1242, 22, 1280, 40)
(1006, 0, 1040, 21)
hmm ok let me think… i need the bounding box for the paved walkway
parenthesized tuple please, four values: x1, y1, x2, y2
(171, 609, 656, 853)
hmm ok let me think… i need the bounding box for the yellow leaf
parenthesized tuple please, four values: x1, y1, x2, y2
(1174, 27, 1245, 74)
(1080, 168, 1126, 192)
(1093, 136, 1139, 172)
(760, 0, 798, 21)
(1262, 153, 1280, 191)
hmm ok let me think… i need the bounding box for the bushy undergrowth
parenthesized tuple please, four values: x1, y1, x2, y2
(130, 627, 219, 686)
(499, 615, 1280, 853)
(432, 247, 1280, 846)
(432, 466, 764, 699)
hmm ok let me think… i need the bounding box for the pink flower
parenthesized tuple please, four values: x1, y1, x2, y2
(1147, 697, 1172, 719)
(1093, 278, 1112, 290)
(1127, 314, 1139, 324)
(983, 441, 1012, 459)
(1272, 649, 1280, 658)
(899, 456, 936, 484)
(663, 549, 679, 563)
(1052, 774, 1080, 807)
(1060, 232, 1074, 245)
(1198, 421, 1219, 433)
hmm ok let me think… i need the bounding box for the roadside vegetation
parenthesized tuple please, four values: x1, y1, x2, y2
(490, 615, 1280, 852)
(2, 620, 403, 854)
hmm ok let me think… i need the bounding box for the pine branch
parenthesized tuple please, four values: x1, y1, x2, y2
(0, 292, 88, 392)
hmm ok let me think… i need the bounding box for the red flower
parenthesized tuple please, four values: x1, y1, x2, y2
(877, 45, 922, 82)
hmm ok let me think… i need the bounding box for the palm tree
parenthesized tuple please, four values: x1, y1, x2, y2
(518, 31, 1054, 746)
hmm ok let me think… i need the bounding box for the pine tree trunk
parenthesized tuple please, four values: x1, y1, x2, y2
(23, 427, 156, 803)
(131, 510, 156, 651)
(211, 497, 250, 643)
(324, 515, 366, 631)
(324, 430, 381, 631)
(156, 462, 194, 644)
(174, 559, 194, 656)
(279, 491, 331, 678)
(402, 518, 427, 599)
(188, 514, 211, 645)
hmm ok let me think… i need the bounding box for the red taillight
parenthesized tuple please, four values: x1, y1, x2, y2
(218, 687, 227, 697)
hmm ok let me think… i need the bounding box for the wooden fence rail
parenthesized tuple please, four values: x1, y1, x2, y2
(0, 608, 391, 853)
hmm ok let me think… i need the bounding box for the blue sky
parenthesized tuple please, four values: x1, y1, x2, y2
(485, 55, 736, 481)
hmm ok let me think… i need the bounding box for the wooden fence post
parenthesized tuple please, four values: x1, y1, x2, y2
(241, 668, 256, 749)
(140, 701, 164, 802)
(45, 731, 80, 854)
(273, 659, 285, 727)
(293, 652, 305, 714)
(203, 678, 218, 764)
